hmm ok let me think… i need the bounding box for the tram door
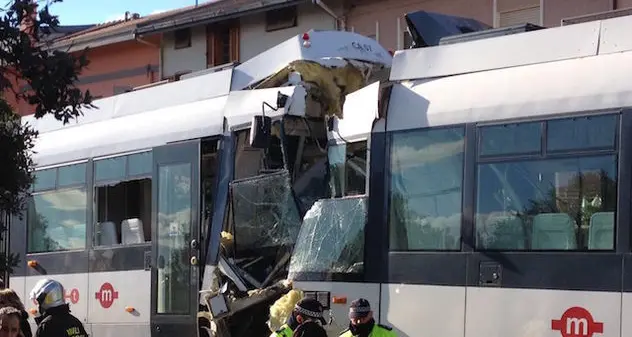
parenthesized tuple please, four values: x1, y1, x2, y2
(151, 140, 201, 337)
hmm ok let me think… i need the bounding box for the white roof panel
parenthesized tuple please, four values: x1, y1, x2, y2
(329, 81, 380, 144)
(391, 15, 632, 82)
(390, 20, 601, 82)
(223, 86, 300, 130)
(33, 95, 227, 167)
(23, 67, 232, 134)
(387, 50, 632, 132)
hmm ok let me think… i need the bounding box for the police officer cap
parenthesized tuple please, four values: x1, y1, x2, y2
(294, 298, 326, 325)
(349, 298, 371, 320)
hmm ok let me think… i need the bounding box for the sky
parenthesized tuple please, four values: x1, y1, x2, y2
(47, 0, 214, 25)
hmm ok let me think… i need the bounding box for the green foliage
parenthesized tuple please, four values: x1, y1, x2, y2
(0, 0, 93, 274)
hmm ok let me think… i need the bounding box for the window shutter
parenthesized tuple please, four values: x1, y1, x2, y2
(229, 26, 240, 62)
(206, 26, 216, 67)
(499, 5, 541, 27)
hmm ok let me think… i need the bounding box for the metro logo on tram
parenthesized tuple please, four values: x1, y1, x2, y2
(551, 307, 604, 337)
(95, 282, 118, 309)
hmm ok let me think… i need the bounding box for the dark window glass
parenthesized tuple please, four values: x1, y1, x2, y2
(128, 152, 152, 176)
(480, 122, 541, 156)
(58, 163, 86, 186)
(33, 169, 56, 191)
(547, 115, 617, 152)
(95, 157, 126, 182)
(389, 127, 465, 251)
(475, 155, 617, 250)
(27, 189, 87, 252)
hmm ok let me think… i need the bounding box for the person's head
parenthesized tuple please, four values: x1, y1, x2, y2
(348, 298, 373, 326)
(292, 298, 326, 325)
(0, 307, 22, 337)
(29, 279, 66, 315)
(292, 321, 327, 337)
(0, 289, 25, 312)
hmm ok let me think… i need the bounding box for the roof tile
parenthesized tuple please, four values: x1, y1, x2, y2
(51, 3, 202, 45)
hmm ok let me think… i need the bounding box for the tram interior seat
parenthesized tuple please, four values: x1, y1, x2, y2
(477, 212, 525, 250)
(96, 221, 118, 246)
(531, 213, 577, 250)
(122, 218, 145, 245)
(588, 211, 615, 250)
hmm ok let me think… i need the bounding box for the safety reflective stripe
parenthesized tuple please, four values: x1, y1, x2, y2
(271, 325, 293, 337)
(338, 325, 397, 337)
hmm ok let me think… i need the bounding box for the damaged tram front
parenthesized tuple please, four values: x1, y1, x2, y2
(11, 30, 391, 337)
(198, 34, 392, 337)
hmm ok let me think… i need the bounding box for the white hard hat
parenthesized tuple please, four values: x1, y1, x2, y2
(29, 278, 66, 312)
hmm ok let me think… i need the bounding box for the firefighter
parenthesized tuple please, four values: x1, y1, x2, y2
(339, 299, 397, 337)
(29, 279, 88, 337)
(271, 298, 327, 337)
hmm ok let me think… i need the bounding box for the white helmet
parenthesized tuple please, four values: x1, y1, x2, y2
(29, 278, 66, 313)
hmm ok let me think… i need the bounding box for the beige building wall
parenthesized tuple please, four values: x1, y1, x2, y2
(346, 0, 632, 52)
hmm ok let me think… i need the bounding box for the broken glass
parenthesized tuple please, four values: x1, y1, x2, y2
(288, 196, 367, 277)
(328, 144, 347, 198)
(230, 169, 302, 253)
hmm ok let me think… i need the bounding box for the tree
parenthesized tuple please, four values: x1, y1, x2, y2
(0, 0, 93, 273)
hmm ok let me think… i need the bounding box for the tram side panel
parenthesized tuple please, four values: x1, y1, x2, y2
(622, 256, 632, 337)
(89, 269, 151, 337)
(380, 283, 466, 337)
(463, 109, 625, 337)
(376, 99, 468, 337)
(24, 272, 88, 327)
(466, 287, 620, 337)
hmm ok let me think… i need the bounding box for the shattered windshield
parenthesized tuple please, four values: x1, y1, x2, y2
(230, 169, 302, 253)
(288, 195, 367, 277)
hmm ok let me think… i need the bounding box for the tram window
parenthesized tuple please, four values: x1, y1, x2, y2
(27, 188, 87, 253)
(95, 179, 151, 246)
(95, 157, 126, 181)
(33, 169, 56, 191)
(547, 115, 617, 152)
(128, 151, 152, 176)
(388, 127, 465, 251)
(476, 156, 617, 250)
(328, 141, 367, 198)
(479, 122, 541, 157)
(475, 115, 619, 251)
(58, 163, 87, 186)
(94, 152, 152, 247)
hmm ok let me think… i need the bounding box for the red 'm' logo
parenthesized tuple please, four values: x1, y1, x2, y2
(551, 306, 604, 337)
(95, 282, 118, 309)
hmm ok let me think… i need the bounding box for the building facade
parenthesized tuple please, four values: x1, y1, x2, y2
(136, 0, 341, 79)
(346, 0, 632, 51)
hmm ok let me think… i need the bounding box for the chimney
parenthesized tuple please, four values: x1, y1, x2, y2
(125, 11, 131, 21)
